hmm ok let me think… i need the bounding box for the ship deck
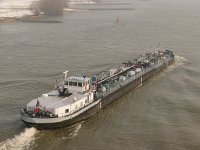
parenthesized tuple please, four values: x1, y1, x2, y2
(27, 90, 86, 110)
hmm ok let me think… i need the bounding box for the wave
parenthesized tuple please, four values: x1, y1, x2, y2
(174, 55, 187, 66)
(0, 128, 38, 150)
(68, 123, 82, 138)
(166, 55, 187, 72)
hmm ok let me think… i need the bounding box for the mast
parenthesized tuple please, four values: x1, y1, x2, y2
(63, 71, 68, 80)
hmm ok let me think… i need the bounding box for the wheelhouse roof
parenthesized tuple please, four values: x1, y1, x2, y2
(27, 90, 87, 109)
(66, 76, 90, 82)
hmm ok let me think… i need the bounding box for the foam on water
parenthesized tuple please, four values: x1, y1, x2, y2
(0, 128, 38, 150)
(166, 55, 187, 72)
(174, 55, 187, 66)
(68, 124, 82, 138)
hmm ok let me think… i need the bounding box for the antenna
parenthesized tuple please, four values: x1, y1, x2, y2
(157, 42, 160, 48)
(150, 43, 153, 49)
(63, 71, 68, 80)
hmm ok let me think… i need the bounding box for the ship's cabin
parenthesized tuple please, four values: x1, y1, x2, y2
(64, 76, 90, 93)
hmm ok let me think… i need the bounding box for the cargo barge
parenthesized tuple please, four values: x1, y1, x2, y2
(21, 50, 174, 129)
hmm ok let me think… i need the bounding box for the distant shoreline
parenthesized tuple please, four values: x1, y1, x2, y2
(0, 8, 77, 24)
(0, 15, 62, 23)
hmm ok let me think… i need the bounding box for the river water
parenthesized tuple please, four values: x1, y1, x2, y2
(0, 0, 200, 149)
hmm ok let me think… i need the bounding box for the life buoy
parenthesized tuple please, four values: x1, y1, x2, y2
(34, 107, 41, 113)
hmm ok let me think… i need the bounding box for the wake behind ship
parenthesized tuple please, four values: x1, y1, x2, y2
(21, 50, 174, 129)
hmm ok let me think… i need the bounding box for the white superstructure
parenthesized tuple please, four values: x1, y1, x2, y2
(26, 74, 95, 118)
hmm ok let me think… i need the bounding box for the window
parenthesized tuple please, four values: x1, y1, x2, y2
(69, 82, 77, 86)
(78, 82, 82, 87)
(65, 109, 69, 113)
(92, 76, 96, 82)
(85, 98, 89, 104)
(65, 81, 68, 85)
(72, 82, 77, 86)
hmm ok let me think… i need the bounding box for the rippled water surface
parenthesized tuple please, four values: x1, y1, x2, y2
(0, 0, 200, 149)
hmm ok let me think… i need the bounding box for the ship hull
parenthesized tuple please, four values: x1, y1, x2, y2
(21, 100, 101, 129)
(21, 58, 174, 129)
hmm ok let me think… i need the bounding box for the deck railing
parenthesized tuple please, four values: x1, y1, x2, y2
(96, 57, 172, 99)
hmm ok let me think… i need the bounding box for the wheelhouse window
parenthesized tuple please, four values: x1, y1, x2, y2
(69, 81, 78, 86)
(92, 76, 96, 82)
(72, 82, 77, 86)
(65, 109, 69, 113)
(65, 81, 68, 85)
(78, 82, 82, 87)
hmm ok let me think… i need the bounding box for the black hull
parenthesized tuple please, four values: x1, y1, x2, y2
(22, 58, 174, 130)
